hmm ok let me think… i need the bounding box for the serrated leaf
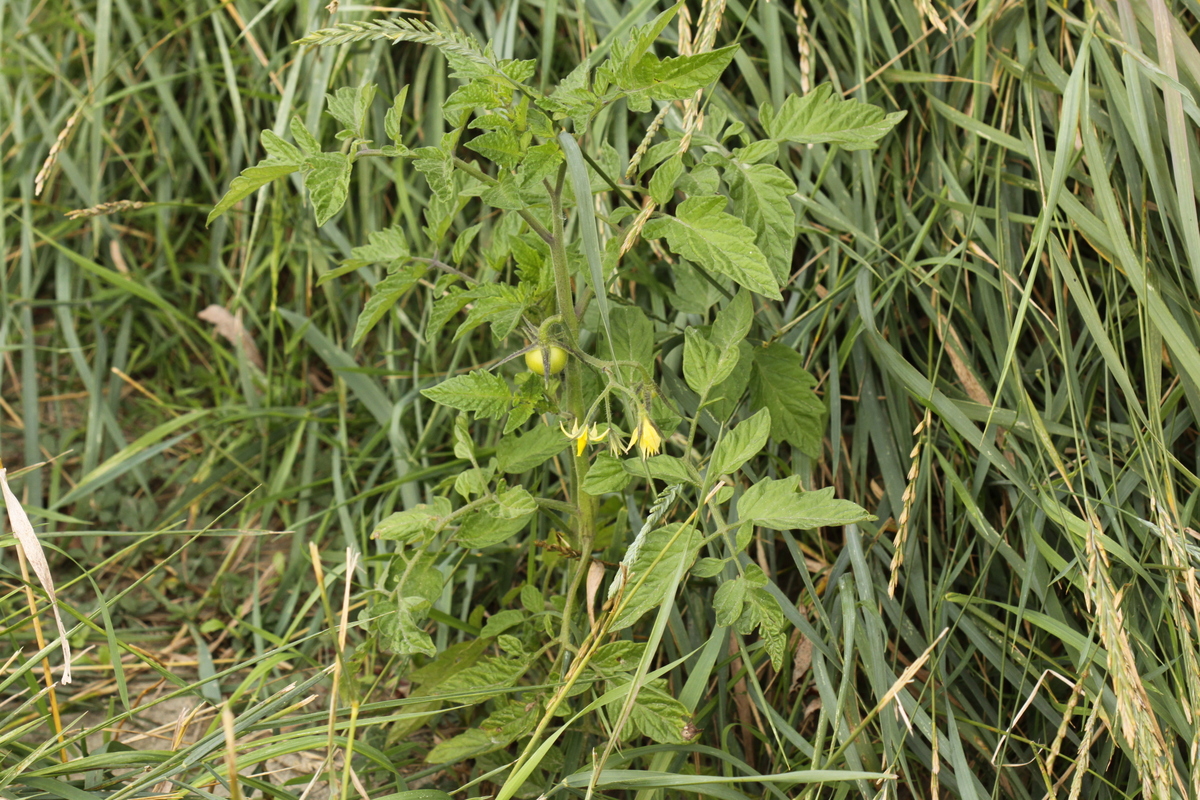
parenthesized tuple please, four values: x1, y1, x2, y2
(373, 497, 454, 543)
(581, 454, 632, 494)
(708, 408, 770, 478)
(352, 263, 426, 346)
(290, 116, 321, 156)
(346, 224, 410, 269)
(737, 481, 874, 531)
(327, 84, 377, 140)
(497, 425, 568, 474)
(643, 196, 780, 300)
(762, 84, 907, 150)
(737, 587, 787, 669)
(207, 131, 301, 225)
(518, 142, 564, 188)
(304, 152, 353, 226)
(622, 46, 739, 102)
(427, 287, 470, 338)
(748, 343, 824, 456)
(466, 128, 525, 169)
(453, 283, 533, 342)
(721, 160, 796, 284)
(443, 80, 502, 117)
(422, 370, 513, 419)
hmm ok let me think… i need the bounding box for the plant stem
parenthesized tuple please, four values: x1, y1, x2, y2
(547, 166, 597, 668)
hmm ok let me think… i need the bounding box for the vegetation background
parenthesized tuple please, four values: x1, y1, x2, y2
(4, 0, 1200, 798)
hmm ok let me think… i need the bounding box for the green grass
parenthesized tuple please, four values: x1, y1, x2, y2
(4, 0, 1200, 798)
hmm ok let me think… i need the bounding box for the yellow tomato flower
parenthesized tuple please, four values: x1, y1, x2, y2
(624, 410, 662, 458)
(560, 421, 608, 456)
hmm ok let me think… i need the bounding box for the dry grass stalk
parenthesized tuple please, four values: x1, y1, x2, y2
(64, 200, 147, 220)
(1084, 506, 1182, 798)
(1, 463, 72, 685)
(888, 410, 929, 597)
(34, 108, 81, 197)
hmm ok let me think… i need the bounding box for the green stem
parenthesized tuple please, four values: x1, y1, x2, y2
(547, 166, 597, 665)
(452, 157, 554, 244)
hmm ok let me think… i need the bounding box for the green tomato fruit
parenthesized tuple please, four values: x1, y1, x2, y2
(525, 345, 568, 376)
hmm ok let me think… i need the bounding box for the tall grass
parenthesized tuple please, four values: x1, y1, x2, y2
(3, 0, 1200, 798)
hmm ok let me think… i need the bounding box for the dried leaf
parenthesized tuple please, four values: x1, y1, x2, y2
(198, 305, 264, 369)
(1, 468, 72, 684)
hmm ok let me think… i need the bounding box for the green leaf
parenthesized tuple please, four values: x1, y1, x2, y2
(290, 116, 321, 156)
(345, 225, 411, 269)
(683, 328, 740, 395)
(385, 86, 411, 146)
(465, 128, 525, 169)
(624, 46, 740, 102)
(623, 455, 700, 486)
(518, 142, 564, 188)
(600, 303, 655, 384)
(373, 497, 454, 543)
(453, 283, 534, 342)
(649, 155, 683, 205)
(627, 682, 690, 744)
(422, 370, 513, 420)
(748, 343, 824, 456)
(426, 728, 494, 763)
(708, 408, 771, 478)
(736, 587, 787, 669)
(611, 523, 698, 631)
(713, 578, 747, 627)
(737, 481, 874, 531)
(352, 263, 426, 346)
(761, 84, 907, 150)
(456, 486, 538, 548)
(479, 609, 524, 637)
(303, 152, 353, 226)
(691, 557, 726, 578)
(581, 454, 632, 494)
(327, 84, 377, 139)
(438, 655, 527, 695)
(711, 290, 753, 350)
(455, 467, 492, 498)
(520, 584, 544, 612)
(373, 596, 436, 657)
(720, 160, 796, 284)
(643, 196, 780, 300)
(588, 641, 646, 673)
(207, 131, 301, 225)
(497, 425, 568, 474)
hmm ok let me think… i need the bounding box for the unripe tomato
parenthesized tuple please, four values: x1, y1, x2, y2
(525, 345, 568, 376)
